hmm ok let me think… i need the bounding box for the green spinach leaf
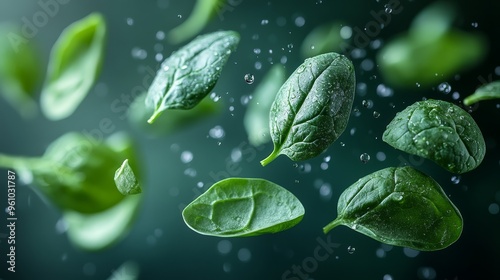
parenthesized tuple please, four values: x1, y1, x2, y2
(107, 261, 140, 280)
(244, 65, 286, 147)
(41, 13, 106, 120)
(0, 24, 42, 118)
(463, 81, 500, 106)
(0, 132, 140, 213)
(323, 166, 463, 251)
(146, 30, 239, 124)
(114, 159, 142, 195)
(182, 178, 304, 237)
(383, 99, 485, 174)
(260, 52, 355, 166)
(168, 0, 224, 44)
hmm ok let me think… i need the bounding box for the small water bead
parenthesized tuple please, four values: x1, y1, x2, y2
(347, 246, 356, 254)
(180, 151, 193, 163)
(360, 153, 370, 163)
(280, 56, 288, 64)
(340, 142, 345, 147)
(131, 47, 147, 60)
(376, 151, 386, 161)
(238, 248, 252, 262)
(319, 183, 332, 199)
(253, 48, 261, 55)
(155, 53, 163, 62)
(376, 84, 394, 97)
(376, 248, 386, 258)
(383, 274, 393, 280)
(126, 17, 134, 26)
(488, 203, 499, 215)
(350, 127, 356, 136)
(438, 82, 452, 94)
(244, 73, 255, 84)
(324, 155, 331, 162)
(184, 168, 197, 177)
(55, 219, 69, 234)
(298, 163, 312, 173)
(209, 126, 225, 139)
(294, 16, 305, 27)
(231, 148, 242, 162)
(361, 59, 374, 71)
(217, 240, 232, 255)
(254, 61, 262, 70)
(417, 266, 437, 280)
(403, 247, 420, 258)
(452, 92, 460, 100)
(450, 175, 461, 184)
(471, 22, 479, 28)
(320, 162, 329, 170)
(156, 30, 165, 40)
(177, 14, 182, 18)
(340, 26, 353, 39)
(384, 4, 393, 13)
(373, 111, 381, 118)
(261, 19, 269, 25)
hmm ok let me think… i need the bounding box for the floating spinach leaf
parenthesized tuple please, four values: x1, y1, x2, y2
(168, 0, 224, 44)
(114, 159, 142, 195)
(128, 92, 222, 136)
(244, 65, 286, 147)
(0, 24, 41, 118)
(383, 99, 485, 174)
(463, 81, 500, 106)
(300, 21, 349, 59)
(41, 13, 106, 120)
(0, 132, 140, 214)
(323, 166, 463, 251)
(107, 261, 140, 280)
(260, 52, 355, 166)
(64, 194, 142, 251)
(182, 178, 305, 237)
(377, 1, 486, 88)
(146, 30, 239, 124)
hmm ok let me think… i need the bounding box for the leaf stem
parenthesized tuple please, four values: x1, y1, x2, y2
(147, 109, 162, 124)
(322, 218, 343, 234)
(260, 148, 280, 167)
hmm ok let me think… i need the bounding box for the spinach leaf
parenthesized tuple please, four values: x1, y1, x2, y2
(383, 99, 485, 174)
(168, 0, 224, 44)
(114, 159, 142, 195)
(0, 132, 140, 214)
(107, 261, 140, 280)
(182, 178, 304, 237)
(260, 52, 355, 166)
(64, 194, 142, 251)
(300, 21, 349, 59)
(463, 81, 500, 106)
(244, 65, 286, 147)
(128, 92, 222, 136)
(146, 30, 240, 124)
(323, 166, 463, 251)
(377, 1, 486, 88)
(41, 13, 106, 120)
(0, 24, 42, 118)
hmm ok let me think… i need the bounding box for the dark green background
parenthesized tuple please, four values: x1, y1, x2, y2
(1, 0, 499, 279)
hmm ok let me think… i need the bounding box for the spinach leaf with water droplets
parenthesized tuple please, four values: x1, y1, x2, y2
(383, 99, 485, 174)
(260, 52, 355, 166)
(146, 30, 239, 124)
(323, 166, 463, 251)
(182, 178, 304, 237)
(41, 13, 106, 120)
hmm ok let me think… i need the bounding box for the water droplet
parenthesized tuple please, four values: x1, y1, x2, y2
(471, 22, 479, 28)
(55, 219, 68, 234)
(180, 151, 193, 163)
(360, 153, 370, 163)
(261, 19, 269, 25)
(231, 148, 242, 162)
(362, 99, 373, 108)
(253, 48, 261, 55)
(294, 180, 300, 184)
(350, 127, 356, 136)
(177, 14, 182, 18)
(156, 30, 165, 40)
(254, 61, 262, 70)
(347, 246, 356, 254)
(384, 4, 393, 13)
(244, 73, 255, 84)
(319, 183, 332, 199)
(383, 274, 393, 280)
(320, 162, 329, 170)
(217, 240, 232, 255)
(126, 17, 134, 26)
(361, 59, 374, 71)
(451, 175, 461, 184)
(340, 142, 345, 147)
(294, 16, 305, 27)
(489, 203, 499, 215)
(298, 163, 312, 173)
(376, 248, 386, 258)
(416, 82, 421, 87)
(394, 193, 403, 201)
(131, 47, 147, 60)
(417, 266, 437, 280)
(324, 155, 331, 162)
(452, 92, 460, 100)
(183, 168, 197, 177)
(340, 26, 353, 39)
(209, 125, 225, 139)
(238, 248, 252, 262)
(373, 111, 381, 118)
(376, 151, 386, 161)
(438, 82, 451, 94)
(376, 84, 394, 97)
(403, 247, 420, 258)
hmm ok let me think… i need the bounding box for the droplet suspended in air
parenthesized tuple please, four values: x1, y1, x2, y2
(244, 73, 255, 84)
(450, 175, 461, 184)
(373, 111, 381, 118)
(438, 82, 452, 94)
(347, 246, 356, 254)
(360, 153, 370, 163)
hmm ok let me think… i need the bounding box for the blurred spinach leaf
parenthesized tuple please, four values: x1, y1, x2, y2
(41, 13, 106, 120)
(0, 24, 42, 118)
(168, 0, 225, 44)
(377, 1, 487, 88)
(464, 81, 500, 106)
(243, 65, 286, 147)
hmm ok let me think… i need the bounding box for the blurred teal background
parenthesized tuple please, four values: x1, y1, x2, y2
(1, 0, 499, 279)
